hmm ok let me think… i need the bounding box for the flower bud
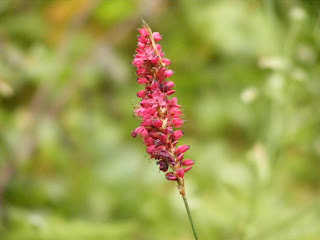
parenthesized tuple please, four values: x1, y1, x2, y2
(164, 70, 174, 78)
(137, 77, 149, 84)
(138, 36, 148, 44)
(137, 90, 147, 98)
(176, 168, 185, 178)
(152, 32, 162, 41)
(159, 133, 167, 143)
(172, 130, 184, 140)
(133, 126, 148, 138)
(162, 58, 171, 65)
(166, 172, 177, 181)
(175, 145, 190, 156)
(184, 166, 192, 172)
(137, 67, 147, 75)
(147, 145, 156, 154)
(144, 137, 154, 146)
(165, 81, 175, 89)
(157, 160, 168, 172)
(131, 130, 137, 138)
(182, 159, 194, 166)
(151, 56, 159, 64)
(153, 119, 163, 128)
(139, 28, 149, 37)
(177, 153, 184, 162)
(166, 90, 176, 95)
(172, 118, 184, 127)
(133, 58, 144, 67)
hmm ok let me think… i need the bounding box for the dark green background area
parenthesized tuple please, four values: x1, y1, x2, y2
(1, 0, 320, 239)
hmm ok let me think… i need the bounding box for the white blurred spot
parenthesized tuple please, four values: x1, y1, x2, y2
(290, 7, 306, 21)
(28, 213, 47, 230)
(241, 87, 258, 104)
(0, 80, 13, 97)
(258, 56, 289, 70)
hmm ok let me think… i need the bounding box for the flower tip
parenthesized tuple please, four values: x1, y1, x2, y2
(131, 130, 138, 138)
(139, 28, 149, 37)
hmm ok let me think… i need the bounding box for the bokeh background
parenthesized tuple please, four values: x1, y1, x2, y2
(1, 0, 320, 239)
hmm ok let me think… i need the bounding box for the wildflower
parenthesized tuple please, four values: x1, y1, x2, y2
(131, 21, 194, 196)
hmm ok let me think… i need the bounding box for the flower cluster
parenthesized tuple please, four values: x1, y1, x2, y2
(131, 22, 194, 195)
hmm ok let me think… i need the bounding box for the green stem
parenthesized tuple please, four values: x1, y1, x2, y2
(182, 195, 199, 240)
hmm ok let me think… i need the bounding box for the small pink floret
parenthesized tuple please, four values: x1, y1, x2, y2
(182, 159, 194, 166)
(162, 58, 171, 65)
(164, 70, 174, 78)
(139, 28, 149, 37)
(172, 130, 184, 140)
(166, 172, 178, 181)
(176, 168, 185, 178)
(137, 77, 149, 84)
(175, 145, 190, 155)
(165, 81, 175, 88)
(166, 90, 176, 95)
(134, 126, 148, 138)
(137, 90, 147, 98)
(152, 32, 162, 41)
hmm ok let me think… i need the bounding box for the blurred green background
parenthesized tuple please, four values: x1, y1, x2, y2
(1, 0, 320, 239)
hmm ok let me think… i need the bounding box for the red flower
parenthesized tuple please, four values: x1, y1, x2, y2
(131, 21, 194, 191)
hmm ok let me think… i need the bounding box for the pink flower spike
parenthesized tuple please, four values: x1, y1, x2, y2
(175, 145, 190, 156)
(131, 21, 197, 239)
(164, 70, 174, 78)
(182, 159, 194, 166)
(152, 32, 162, 41)
(139, 28, 149, 37)
(132, 21, 194, 196)
(176, 168, 185, 178)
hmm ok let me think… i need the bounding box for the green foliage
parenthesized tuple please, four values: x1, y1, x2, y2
(1, 0, 320, 239)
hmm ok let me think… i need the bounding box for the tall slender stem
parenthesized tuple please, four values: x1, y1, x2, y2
(182, 195, 199, 240)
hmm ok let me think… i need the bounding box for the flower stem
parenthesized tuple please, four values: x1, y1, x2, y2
(182, 195, 199, 240)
